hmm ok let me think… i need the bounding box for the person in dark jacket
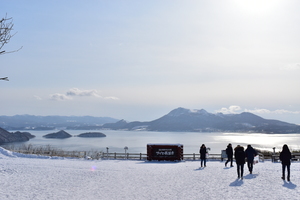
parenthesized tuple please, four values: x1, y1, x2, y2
(280, 144, 292, 181)
(234, 145, 245, 179)
(245, 144, 257, 174)
(199, 144, 207, 167)
(225, 143, 234, 167)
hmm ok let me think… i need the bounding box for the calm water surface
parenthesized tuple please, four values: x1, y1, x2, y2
(2, 130, 300, 154)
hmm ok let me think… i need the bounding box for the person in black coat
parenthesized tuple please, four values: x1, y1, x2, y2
(225, 143, 233, 167)
(234, 145, 245, 179)
(199, 144, 207, 167)
(280, 144, 292, 181)
(245, 144, 257, 174)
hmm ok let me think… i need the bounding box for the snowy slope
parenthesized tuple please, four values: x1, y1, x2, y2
(0, 147, 299, 200)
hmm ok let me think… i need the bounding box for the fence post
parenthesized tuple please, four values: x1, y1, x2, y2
(193, 153, 195, 160)
(140, 153, 142, 160)
(106, 147, 109, 159)
(114, 152, 116, 159)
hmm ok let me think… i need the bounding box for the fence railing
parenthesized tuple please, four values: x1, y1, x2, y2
(12, 149, 101, 159)
(271, 153, 300, 162)
(10, 149, 265, 162)
(104, 152, 146, 160)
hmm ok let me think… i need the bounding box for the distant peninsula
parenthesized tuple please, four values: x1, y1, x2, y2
(77, 132, 106, 137)
(0, 127, 35, 144)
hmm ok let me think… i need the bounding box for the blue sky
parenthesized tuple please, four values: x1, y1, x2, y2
(1, 0, 300, 124)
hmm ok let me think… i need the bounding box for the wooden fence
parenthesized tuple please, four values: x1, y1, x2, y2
(101, 152, 265, 162)
(11, 148, 300, 163)
(12, 149, 100, 159)
(271, 153, 300, 162)
(11, 149, 265, 162)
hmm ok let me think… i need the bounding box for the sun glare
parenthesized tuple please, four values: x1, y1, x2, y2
(232, 0, 281, 15)
(216, 133, 299, 151)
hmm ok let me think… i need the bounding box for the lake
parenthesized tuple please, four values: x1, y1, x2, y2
(2, 130, 300, 154)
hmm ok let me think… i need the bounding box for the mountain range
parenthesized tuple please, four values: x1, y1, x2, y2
(102, 107, 300, 134)
(1, 107, 300, 134)
(0, 115, 118, 130)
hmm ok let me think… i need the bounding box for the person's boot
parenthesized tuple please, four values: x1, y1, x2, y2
(281, 176, 285, 180)
(287, 176, 290, 182)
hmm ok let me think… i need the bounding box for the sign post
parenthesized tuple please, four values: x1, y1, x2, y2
(147, 144, 183, 161)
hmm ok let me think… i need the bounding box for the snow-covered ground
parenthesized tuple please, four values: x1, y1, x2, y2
(0, 147, 299, 200)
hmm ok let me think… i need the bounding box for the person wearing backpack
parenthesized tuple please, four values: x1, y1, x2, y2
(245, 144, 257, 174)
(280, 144, 292, 181)
(234, 145, 245, 179)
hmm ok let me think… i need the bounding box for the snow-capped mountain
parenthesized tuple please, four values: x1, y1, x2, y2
(102, 107, 300, 133)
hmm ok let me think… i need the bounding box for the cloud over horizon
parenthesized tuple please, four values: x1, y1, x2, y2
(66, 88, 101, 97)
(216, 105, 300, 115)
(281, 63, 300, 71)
(49, 88, 119, 101)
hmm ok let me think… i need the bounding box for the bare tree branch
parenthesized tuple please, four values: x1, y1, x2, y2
(0, 14, 22, 56)
(1, 14, 22, 81)
(0, 77, 9, 81)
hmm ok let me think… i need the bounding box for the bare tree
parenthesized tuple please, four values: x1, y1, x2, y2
(1, 14, 22, 81)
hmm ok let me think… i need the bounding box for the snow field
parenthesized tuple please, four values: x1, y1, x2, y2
(0, 147, 299, 200)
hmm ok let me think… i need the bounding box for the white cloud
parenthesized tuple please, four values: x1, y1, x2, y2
(49, 88, 119, 101)
(245, 108, 300, 115)
(104, 96, 120, 100)
(34, 95, 42, 100)
(244, 108, 271, 114)
(280, 63, 300, 71)
(215, 105, 242, 114)
(216, 106, 300, 115)
(50, 93, 72, 101)
(66, 88, 101, 97)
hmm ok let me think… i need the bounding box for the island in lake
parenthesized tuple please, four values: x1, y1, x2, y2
(77, 132, 106, 137)
(43, 130, 72, 139)
(43, 130, 106, 139)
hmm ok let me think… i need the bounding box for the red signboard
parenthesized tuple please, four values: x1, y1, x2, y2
(147, 144, 183, 161)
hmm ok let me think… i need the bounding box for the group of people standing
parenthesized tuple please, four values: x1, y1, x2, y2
(199, 143, 293, 181)
(225, 143, 258, 179)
